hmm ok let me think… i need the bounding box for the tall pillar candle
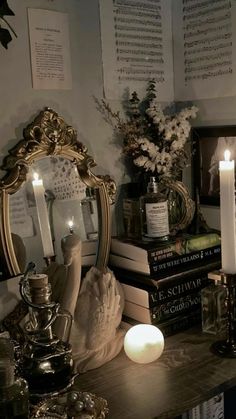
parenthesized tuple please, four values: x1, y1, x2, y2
(219, 150, 236, 273)
(32, 173, 54, 258)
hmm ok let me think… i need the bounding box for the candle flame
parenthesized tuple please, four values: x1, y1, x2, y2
(33, 172, 39, 181)
(224, 149, 231, 161)
(68, 220, 74, 229)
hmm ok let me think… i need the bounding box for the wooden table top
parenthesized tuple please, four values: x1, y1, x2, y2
(74, 327, 236, 419)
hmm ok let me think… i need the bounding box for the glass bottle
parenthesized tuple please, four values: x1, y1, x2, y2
(140, 176, 169, 241)
(201, 276, 227, 336)
(81, 187, 98, 240)
(19, 273, 73, 396)
(0, 337, 29, 419)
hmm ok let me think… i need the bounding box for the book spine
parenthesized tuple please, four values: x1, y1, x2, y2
(121, 274, 210, 308)
(200, 393, 224, 419)
(150, 245, 221, 277)
(188, 405, 201, 419)
(158, 310, 201, 337)
(150, 292, 201, 323)
(148, 233, 220, 264)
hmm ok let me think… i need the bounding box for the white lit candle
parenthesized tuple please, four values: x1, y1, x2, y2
(219, 150, 236, 273)
(68, 219, 74, 234)
(124, 324, 164, 364)
(32, 173, 54, 258)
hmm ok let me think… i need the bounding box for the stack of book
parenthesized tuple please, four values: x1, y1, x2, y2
(109, 231, 221, 277)
(109, 232, 222, 336)
(81, 240, 98, 266)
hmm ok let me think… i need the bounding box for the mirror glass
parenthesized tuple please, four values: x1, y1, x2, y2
(0, 107, 113, 280)
(9, 156, 99, 272)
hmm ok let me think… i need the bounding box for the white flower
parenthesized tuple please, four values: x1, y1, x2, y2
(134, 155, 149, 168)
(100, 90, 198, 178)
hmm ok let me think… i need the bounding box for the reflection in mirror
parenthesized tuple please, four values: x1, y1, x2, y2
(0, 107, 115, 279)
(9, 157, 99, 272)
(0, 108, 125, 375)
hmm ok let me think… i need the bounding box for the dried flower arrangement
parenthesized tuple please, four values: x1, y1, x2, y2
(96, 80, 198, 181)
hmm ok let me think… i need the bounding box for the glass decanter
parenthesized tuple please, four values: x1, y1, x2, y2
(19, 270, 73, 398)
(201, 274, 227, 336)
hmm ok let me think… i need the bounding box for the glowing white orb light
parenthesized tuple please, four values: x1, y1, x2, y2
(124, 324, 164, 364)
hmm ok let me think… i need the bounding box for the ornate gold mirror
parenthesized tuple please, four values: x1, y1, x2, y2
(0, 107, 115, 279)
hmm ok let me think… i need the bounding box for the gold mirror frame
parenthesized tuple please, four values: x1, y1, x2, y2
(0, 107, 116, 278)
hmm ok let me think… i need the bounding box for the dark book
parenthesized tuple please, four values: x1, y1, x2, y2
(111, 232, 221, 264)
(123, 291, 201, 323)
(120, 273, 210, 308)
(109, 245, 221, 277)
(121, 309, 201, 338)
(112, 260, 221, 286)
(159, 310, 201, 337)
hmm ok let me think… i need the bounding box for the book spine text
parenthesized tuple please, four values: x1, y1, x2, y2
(150, 245, 221, 276)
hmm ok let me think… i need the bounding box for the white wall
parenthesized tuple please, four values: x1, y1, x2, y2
(0, 0, 234, 320)
(0, 0, 124, 319)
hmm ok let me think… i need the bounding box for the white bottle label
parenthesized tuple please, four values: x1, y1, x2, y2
(145, 201, 169, 237)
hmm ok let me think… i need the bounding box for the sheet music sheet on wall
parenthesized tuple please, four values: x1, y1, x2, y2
(99, 0, 174, 101)
(10, 189, 34, 238)
(173, 0, 236, 100)
(28, 8, 72, 90)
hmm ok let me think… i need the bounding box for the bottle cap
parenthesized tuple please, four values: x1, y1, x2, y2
(147, 177, 158, 193)
(28, 273, 48, 289)
(27, 274, 52, 304)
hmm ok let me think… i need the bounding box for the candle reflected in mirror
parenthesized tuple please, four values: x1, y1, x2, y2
(68, 219, 74, 234)
(32, 171, 54, 258)
(224, 149, 230, 161)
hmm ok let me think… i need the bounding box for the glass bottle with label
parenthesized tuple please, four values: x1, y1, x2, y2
(201, 274, 227, 336)
(0, 336, 29, 419)
(140, 176, 169, 241)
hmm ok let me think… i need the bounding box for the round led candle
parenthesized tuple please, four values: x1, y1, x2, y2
(124, 324, 164, 364)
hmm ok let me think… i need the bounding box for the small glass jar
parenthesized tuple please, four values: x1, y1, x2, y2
(0, 337, 29, 419)
(0, 372, 29, 419)
(201, 276, 227, 336)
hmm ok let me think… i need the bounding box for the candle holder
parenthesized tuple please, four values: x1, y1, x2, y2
(211, 271, 236, 358)
(43, 255, 56, 267)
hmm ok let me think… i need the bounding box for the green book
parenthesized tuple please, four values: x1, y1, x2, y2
(111, 231, 221, 264)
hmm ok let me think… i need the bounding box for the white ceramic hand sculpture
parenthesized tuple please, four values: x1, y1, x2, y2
(71, 266, 125, 373)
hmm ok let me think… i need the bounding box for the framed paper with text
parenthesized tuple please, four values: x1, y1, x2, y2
(28, 8, 72, 90)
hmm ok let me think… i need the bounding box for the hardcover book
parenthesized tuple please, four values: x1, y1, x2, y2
(111, 232, 221, 264)
(123, 292, 201, 324)
(200, 393, 224, 419)
(120, 274, 210, 308)
(109, 245, 221, 277)
(121, 309, 201, 338)
(82, 240, 98, 256)
(112, 261, 221, 285)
